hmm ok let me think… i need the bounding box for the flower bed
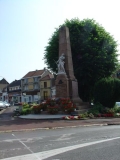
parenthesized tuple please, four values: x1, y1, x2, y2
(63, 116, 81, 120)
(62, 112, 120, 120)
(60, 98, 76, 113)
(47, 106, 59, 114)
(20, 103, 42, 115)
(31, 105, 42, 114)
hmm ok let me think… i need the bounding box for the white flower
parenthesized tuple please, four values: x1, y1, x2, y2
(74, 116, 78, 119)
(66, 116, 70, 119)
(116, 113, 120, 116)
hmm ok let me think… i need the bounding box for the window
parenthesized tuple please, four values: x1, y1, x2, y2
(16, 86, 20, 90)
(34, 77, 38, 82)
(34, 84, 38, 89)
(24, 79, 28, 83)
(24, 85, 28, 90)
(44, 82, 47, 88)
(29, 96, 31, 102)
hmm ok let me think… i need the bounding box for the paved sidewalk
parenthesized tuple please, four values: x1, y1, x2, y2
(0, 117, 120, 133)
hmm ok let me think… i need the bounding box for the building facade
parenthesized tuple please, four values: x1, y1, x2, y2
(40, 74, 54, 100)
(8, 80, 21, 104)
(21, 68, 54, 103)
(0, 78, 9, 101)
(2, 86, 9, 102)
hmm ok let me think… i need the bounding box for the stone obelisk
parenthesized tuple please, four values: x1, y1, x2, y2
(55, 26, 82, 105)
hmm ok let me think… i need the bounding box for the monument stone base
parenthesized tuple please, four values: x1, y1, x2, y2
(55, 73, 89, 110)
(55, 74, 69, 98)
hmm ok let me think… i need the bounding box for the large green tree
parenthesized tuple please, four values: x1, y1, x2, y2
(44, 18, 118, 102)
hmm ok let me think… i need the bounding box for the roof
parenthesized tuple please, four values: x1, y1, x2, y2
(40, 74, 54, 81)
(0, 78, 9, 84)
(8, 80, 21, 87)
(23, 70, 44, 78)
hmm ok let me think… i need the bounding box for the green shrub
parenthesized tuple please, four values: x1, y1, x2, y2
(21, 108, 32, 115)
(112, 105, 120, 113)
(79, 114, 86, 118)
(88, 103, 105, 114)
(22, 103, 30, 108)
(94, 78, 120, 108)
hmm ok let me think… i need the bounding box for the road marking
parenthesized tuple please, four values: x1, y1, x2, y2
(51, 133, 73, 141)
(0, 137, 43, 143)
(12, 134, 41, 160)
(1, 136, 120, 160)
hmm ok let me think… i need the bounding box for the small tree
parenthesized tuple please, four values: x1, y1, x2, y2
(94, 78, 120, 108)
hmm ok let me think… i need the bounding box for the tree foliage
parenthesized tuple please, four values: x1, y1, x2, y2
(94, 78, 120, 108)
(44, 18, 118, 102)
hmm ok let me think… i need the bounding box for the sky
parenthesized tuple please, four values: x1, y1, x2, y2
(0, 0, 120, 83)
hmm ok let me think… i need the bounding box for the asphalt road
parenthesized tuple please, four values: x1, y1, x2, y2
(0, 125, 120, 160)
(0, 106, 16, 121)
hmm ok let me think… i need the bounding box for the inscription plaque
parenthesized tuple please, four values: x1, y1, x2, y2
(58, 80, 63, 84)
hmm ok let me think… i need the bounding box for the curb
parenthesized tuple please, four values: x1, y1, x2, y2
(18, 117, 63, 120)
(0, 109, 6, 115)
(107, 122, 120, 125)
(0, 123, 108, 133)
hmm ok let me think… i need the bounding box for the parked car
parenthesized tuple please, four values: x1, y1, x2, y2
(0, 101, 6, 109)
(4, 101, 11, 107)
(14, 102, 22, 106)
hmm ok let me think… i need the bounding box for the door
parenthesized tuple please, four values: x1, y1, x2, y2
(43, 91, 48, 100)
